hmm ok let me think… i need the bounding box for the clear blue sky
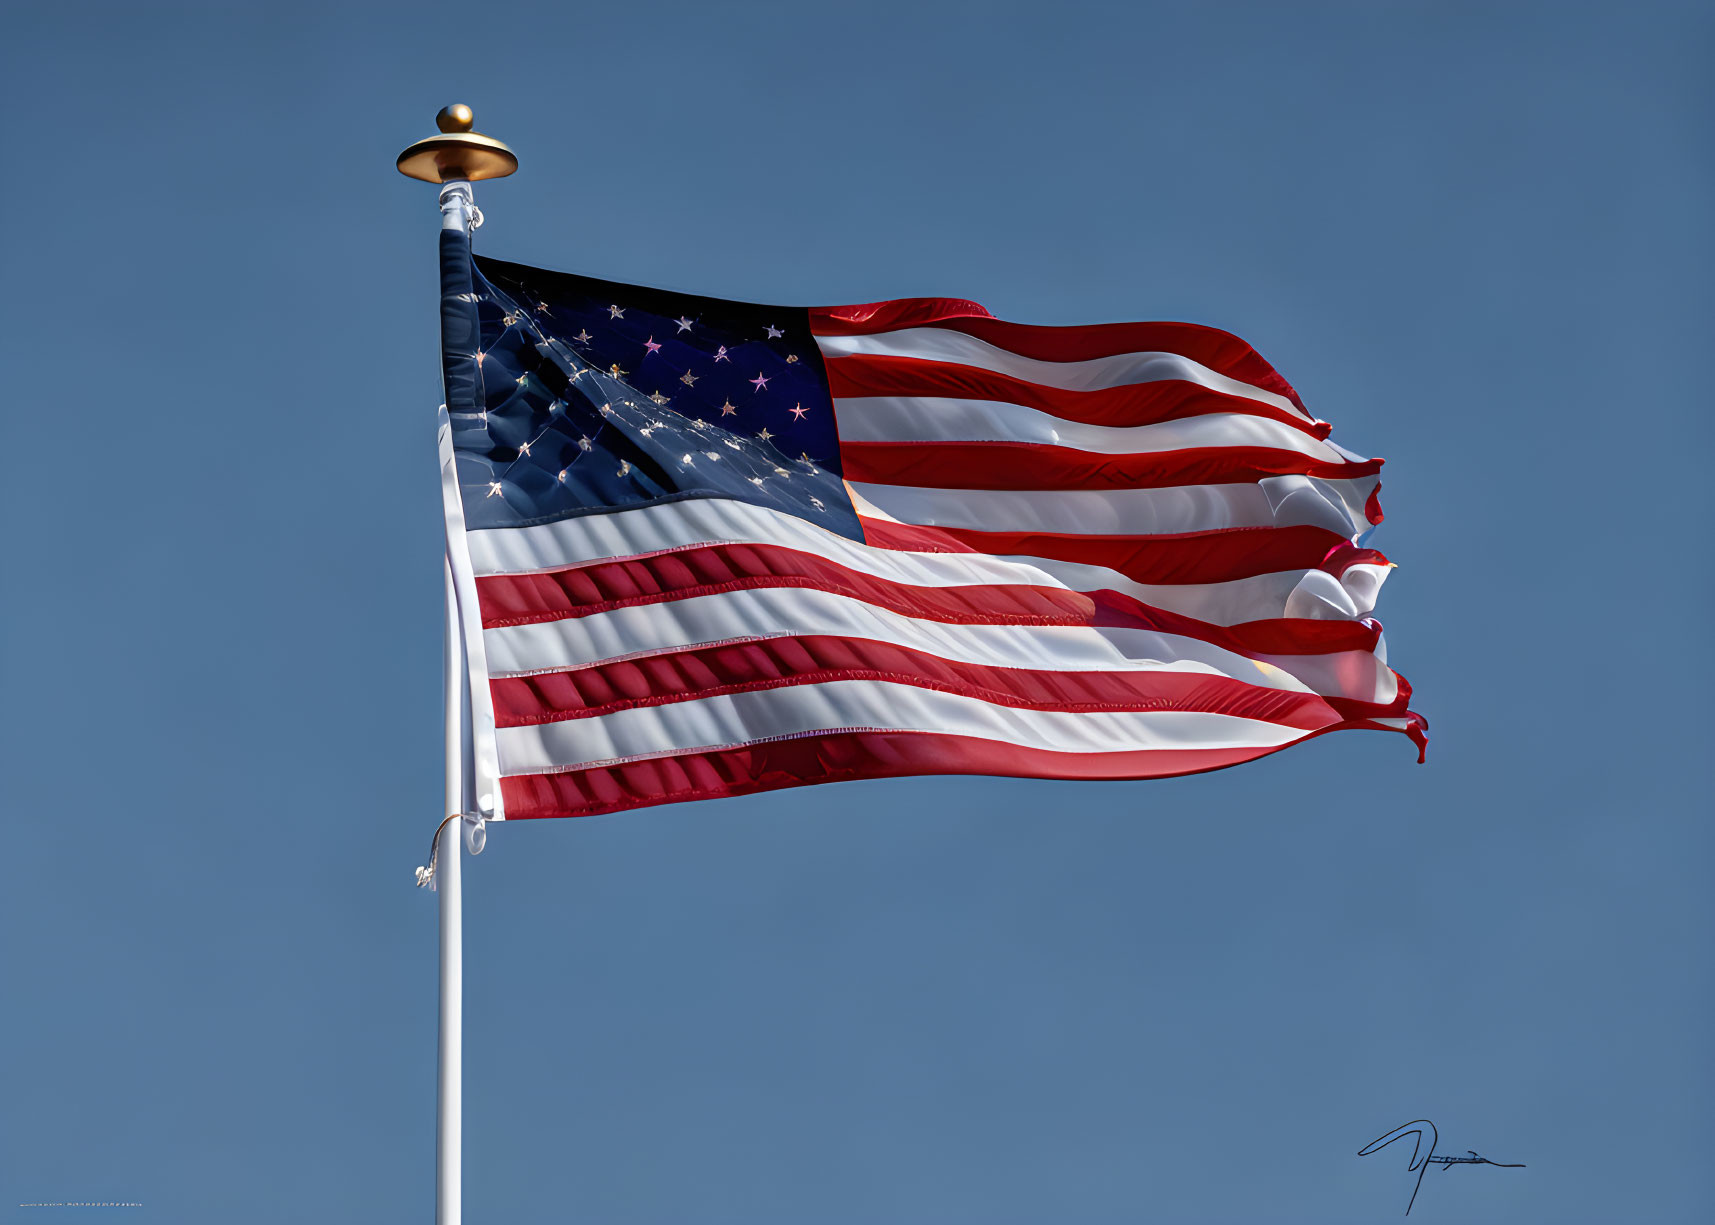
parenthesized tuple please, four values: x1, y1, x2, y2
(3, 3, 1710, 1222)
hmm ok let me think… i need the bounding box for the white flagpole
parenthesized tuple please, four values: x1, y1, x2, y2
(398, 104, 517, 1225)
(439, 555, 468, 1225)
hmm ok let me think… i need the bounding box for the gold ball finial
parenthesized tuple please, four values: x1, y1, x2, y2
(397, 105, 518, 183)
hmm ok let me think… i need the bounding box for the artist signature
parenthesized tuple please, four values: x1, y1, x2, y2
(1358, 1119, 1524, 1215)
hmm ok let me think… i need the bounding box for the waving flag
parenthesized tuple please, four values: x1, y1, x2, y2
(438, 251, 1424, 821)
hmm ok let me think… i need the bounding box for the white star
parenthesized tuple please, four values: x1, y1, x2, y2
(474, 351, 485, 364)
(617, 459, 632, 476)
(608, 305, 625, 319)
(649, 391, 669, 405)
(681, 370, 699, 386)
(764, 324, 784, 339)
(675, 316, 694, 333)
(750, 477, 766, 487)
(485, 482, 504, 498)
(599, 401, 614, 415)
(720, 399, 738, 416)
(810, 496, 824, 510)
(704, 451, 720, 461)
(681, 453, 694, 465)
(517, 441, 532, 457)
(515, 374, 529, 386)
(568, 369, 584, 383)
(723, 437, 742, 450)
(756, 427, 774, 442)
(578, 436, 593, 451)
(713, 345, 730, 362)
(573, 329, 593, 344)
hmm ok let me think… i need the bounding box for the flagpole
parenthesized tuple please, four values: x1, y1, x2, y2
(439, 556, 466, 1225)
(399, 106, 518, 1225)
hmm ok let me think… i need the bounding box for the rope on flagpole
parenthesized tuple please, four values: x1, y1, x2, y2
(416, 813, 487, 889)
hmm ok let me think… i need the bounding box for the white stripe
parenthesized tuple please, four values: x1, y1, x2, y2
(469, 498, 855, 576)
(814, 328, 1308, 419)
(1006, 554, 1390, 626)
(494, 680, 1307, 775)
(483, 585, 1397, 704)
(835, 398, 1346, 460)
(438, 409, 506, 819)
(465, 497, 1386, 626)
(848, 475, 1377, 539)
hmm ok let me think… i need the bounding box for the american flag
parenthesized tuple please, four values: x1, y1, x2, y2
(438, 251, 1424, 821)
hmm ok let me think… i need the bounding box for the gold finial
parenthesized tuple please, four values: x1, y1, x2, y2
(397, 104, 517, 184)
(437, 104, 474, 133)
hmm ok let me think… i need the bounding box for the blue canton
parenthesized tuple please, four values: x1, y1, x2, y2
(450, 255, 858, 540)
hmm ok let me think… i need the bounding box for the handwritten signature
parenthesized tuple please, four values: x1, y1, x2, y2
(1358, 1119, 1524, 1215)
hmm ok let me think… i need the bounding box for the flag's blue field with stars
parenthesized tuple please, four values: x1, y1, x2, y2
(458, 255, 864, 539)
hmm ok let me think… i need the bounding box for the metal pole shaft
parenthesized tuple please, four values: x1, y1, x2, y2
(433, 172, 483, 1225)
(438, 555, 466, 1225)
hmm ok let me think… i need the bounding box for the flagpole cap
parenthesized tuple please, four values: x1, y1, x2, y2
(396, 104, 518, 183)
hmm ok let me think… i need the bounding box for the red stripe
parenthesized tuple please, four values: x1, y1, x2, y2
(857, 518, 1353, 587)
(809, 297, 992, 333)
(489, 634, 1412, 730)
(477, 543, 1089, 630)
(498, 721, 1420, 820)
(840, 440, 1381, 492)
(1320, 541, 1393, 577)
(474, 539, 1387, 655)
(811, 310, 1301, 409)
(823, 353, 1325, 436)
